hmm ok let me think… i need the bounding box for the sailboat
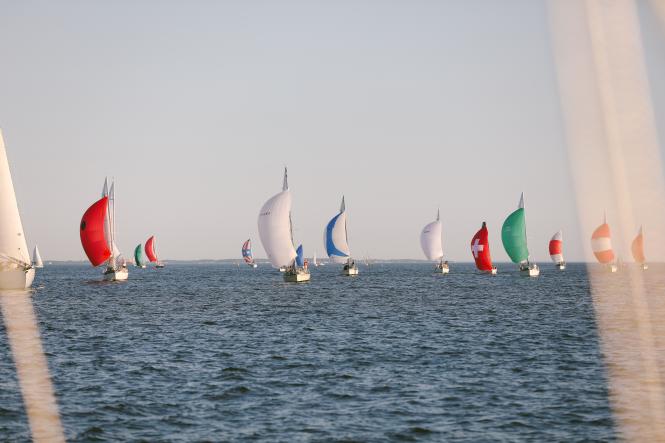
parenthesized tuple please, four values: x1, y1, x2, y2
(258, 168, 310, 282)
(420, 209, 449, 274)
(0, 129, 34, 289)
(325, 196, 359, 276)
(591, 214, 617, 272)
(501, 193, 539, 276)
(134, 244, 146, 268)
(242, 239, 258, 268)
(312, 252, 319, 267)
(145, 236, 165, 268)
(631, 226, 647, 270)
(549, 230, 566, 270)
(471, 222, 497, 275)
(80, 179, 128, 281)
(32, 246, 44, 269)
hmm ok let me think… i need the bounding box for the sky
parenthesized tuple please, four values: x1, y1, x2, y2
(0, 0, 663, 262)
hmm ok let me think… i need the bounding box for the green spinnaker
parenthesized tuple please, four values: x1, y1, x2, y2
(134, 244, 145, 267)
(501, 208, 529, 263)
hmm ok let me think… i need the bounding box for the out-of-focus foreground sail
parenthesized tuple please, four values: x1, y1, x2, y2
(549, 231, 566, 270)
(471, 222, 496, 275)
(242, 239, 257, 268)
(591, 215, 617, 272)
(631, 226, 647, 270)
(0, 130, 34, 289)
(32, 246, 44, 269)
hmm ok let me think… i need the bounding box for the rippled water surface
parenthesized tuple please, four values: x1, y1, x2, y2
(0, 263, 616, 441)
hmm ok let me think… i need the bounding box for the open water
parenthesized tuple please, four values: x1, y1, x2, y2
(0, 263, 616, 442)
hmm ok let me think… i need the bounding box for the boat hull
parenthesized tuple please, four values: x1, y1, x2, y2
(490, 267, 498, 275)
(283, 270, 310, 282)
(520, 264, 540, 277)
(0, 268, 35, 290)
(344, 266, 359, 276)
(555, 262, 566, 270)
(104, 269, 129, 281)
(609, 264, 618, 273)
(435, 265, 450, 274)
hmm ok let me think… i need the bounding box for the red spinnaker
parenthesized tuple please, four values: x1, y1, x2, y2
(80, 196, 111, 267)
(549, 240, 562, 256)
(471, 222, 493, 271)
(145, 236, 158, 262)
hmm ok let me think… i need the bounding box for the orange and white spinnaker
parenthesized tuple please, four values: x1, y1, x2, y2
(591, 215, 615, 264)
(631, 226, 646, 265)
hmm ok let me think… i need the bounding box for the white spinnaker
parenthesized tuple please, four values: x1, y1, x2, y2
(258, 190, 297, 268)
(0, 129, 30, 268)
(420, 220, 443, 261)
(33, 246, 43, 268)
(326, 211, 351, 263)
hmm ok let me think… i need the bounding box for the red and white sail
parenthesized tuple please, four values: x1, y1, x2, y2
(631, 226, 646, 264)
(549, 230, 564, 264)
(591, 216, 615, 264)
(145, 236, 158, 262)
(470, 222, 493, 271)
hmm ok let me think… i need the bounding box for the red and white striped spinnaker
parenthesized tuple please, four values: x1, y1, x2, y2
(591, 215, 615, 264)
(549, 230, 564, 264)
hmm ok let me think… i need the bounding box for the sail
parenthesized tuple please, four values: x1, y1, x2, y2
(591, 219, 615, 264)
(501, 195, 529, 263)
(420, 210, 443, 261)
(80, 196, 112, 266)
(32, 246, 44, 268)
(549, 230, 564, 264)
(0, 130, 31, 268)
(258, 188, 297, 268)
(471, 222, 493, 271)
(242, 239, 254, 264)
(145, 236, 158, 262)
(134, 244, 145, 266)
(631, 226, 646, 264)
(325, 196, 351, 263)
(296, 244, 304, 267)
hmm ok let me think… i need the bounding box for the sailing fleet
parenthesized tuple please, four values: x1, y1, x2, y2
(0, 130, 657, 288)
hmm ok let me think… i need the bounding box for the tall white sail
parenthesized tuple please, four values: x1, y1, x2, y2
(0, 129, 31, 269)
(258, 169, 297, 268)
(324, 196, 351, 263)
(420, 210, 443, 261)
(32, 246, 44, 268)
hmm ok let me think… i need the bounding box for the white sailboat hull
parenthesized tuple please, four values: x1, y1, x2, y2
(104, 268, 129, 281)
(555, 262, 566, 270)
(435, 264, 449, 274)
(609, 264, 618, 273)
(343, 266, 359, 276)
(283, 269, 310, 282)
(0, 268, 35, 290)
(490, 267, 498, 275)
(642, 263, 649, 270)
(520, 264, 540, 277)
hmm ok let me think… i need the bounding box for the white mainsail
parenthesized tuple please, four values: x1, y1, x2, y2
(258, 168, 297, 268)
(420, 209, 443, 261)
(32, 246, 44, 268)
(0, 129, 31, 270)
(324, 196, 351, 264)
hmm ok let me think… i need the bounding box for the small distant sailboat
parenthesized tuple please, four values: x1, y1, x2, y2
(471, 222, 497, 275)
(134, 244, 146, 268)
(145, 236, 165, 268)
(502, 193, 539, 276)
(80, 179, 128, 281)
(631, 226, 647, 270)
(32, 245, 44, 269)
(325, 196, 359, 276)
(420, 209, 449, 274)
(242, 239, 258, 268)
(258, 168, 310, 282)
(549, 230, 566, 270)
(591, 214, 617, 272)
(312, 252, 319, 267)
(0, 129, 34, 289)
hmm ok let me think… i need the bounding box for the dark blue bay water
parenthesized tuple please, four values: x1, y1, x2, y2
(0, 263, 615, 442)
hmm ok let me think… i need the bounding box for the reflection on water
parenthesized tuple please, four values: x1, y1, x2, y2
(0, 290, 65, 442)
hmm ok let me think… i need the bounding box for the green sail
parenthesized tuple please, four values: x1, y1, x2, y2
(501, 208, 529, 263)
(134, 244, 145, 267)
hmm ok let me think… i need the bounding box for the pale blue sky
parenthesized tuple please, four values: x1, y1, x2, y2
(0, 1, 663, 261)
